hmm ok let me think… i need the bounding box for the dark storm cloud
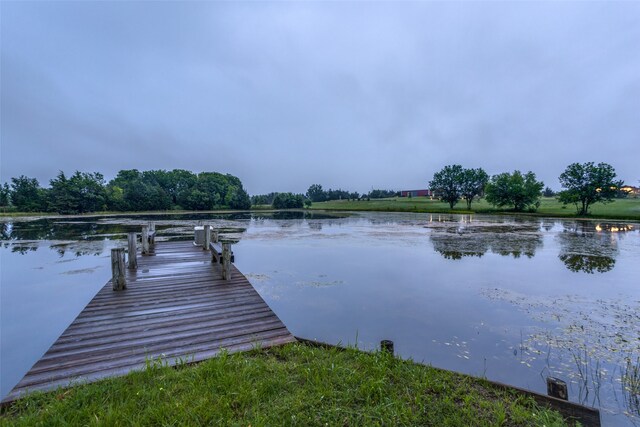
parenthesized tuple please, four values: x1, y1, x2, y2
(1, 1, 639, 194)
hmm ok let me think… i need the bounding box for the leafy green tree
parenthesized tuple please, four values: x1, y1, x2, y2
(10, 175, 45, 212)
(485, 170, 544, 212)
(368, 189, 397, 199)
(184, 188, 218, 210)
(429, 165, 464, 209)
(557, 162, 622, 215)
(460, 168, 489, 209)
(48, 171, 106, 214)
(48, 171, 75, 214)
(167, 169, 197, 207)
(326, 188, 351, 201)
(251, 193, 278, 206)
(306, 184, 326, 202)
(272, 193, 304, 209)
(0, 183, 10, 208)
(227, 186, 251, 210)
(105, 185, 126, 211)
(304, 199, 312, 208)
(543, 187, 555, 197)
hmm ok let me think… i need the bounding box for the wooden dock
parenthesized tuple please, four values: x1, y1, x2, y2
(4, 240, 295, 402)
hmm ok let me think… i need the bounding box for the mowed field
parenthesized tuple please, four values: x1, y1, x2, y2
(310, 197, 640, 221)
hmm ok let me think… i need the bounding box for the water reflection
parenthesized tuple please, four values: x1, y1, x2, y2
(10, 245, 38, 254)
(0, 211, 345, 242)
(429, 218, 543, 260)
(559, 254, 616, 274)
(555, 222, 632, 274)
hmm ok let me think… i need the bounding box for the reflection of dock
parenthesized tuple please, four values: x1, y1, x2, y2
(4, 240, 295, 403)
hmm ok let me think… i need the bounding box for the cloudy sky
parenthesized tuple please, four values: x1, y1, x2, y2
(1, 1, 639, 195)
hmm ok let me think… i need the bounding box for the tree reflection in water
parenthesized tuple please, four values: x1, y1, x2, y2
(429, 220, 543, 260)
(556, 222, 634, 274)
(558, 254, 615, 273)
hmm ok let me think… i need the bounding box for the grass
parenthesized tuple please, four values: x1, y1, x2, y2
(0, 343, 566, 426)
(310, 197, 640, 221)
(2, 198, 638, 221)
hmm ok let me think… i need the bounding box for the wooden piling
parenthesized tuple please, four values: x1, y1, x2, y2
(149, 222, 156, 245)
(141, 226, 150, 255)
(546, 377, 568, 401)
(222, 243, 232, 280)
(380, 340, 394, 355)
(203, 225, 211, 250)
(127, 232, 137, 269)
(110, 248, 126, 291)
(212, 230, 219, 243)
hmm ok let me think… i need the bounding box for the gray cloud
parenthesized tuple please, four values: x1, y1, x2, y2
(2, 1, 639, 194)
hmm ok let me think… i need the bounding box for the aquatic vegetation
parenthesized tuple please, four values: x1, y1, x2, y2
(483, 288, 640, 422)
(622, 356, 640, 416)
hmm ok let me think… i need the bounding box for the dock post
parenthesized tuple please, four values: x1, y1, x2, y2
(222, 243, 232, 280)
(546, 377, 568, 401)
(203, 225, 211, 250)
(141, 226, 150, 255)
(380, 340, 394, 355)
(111, 248, 126, 291)
(127, 232, 137, 269)
(149, 222, 156, 245)
(212, 230, 219, 243)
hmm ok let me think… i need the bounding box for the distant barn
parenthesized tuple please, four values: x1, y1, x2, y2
(400, 189, 432, 197)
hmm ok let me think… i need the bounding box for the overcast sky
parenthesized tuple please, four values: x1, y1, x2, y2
(1, 1, 639, 195)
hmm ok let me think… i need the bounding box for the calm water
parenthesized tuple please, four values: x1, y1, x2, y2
(1, 212, 638, 425)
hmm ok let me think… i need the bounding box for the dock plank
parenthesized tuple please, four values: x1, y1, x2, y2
(4, 240, 295, 402)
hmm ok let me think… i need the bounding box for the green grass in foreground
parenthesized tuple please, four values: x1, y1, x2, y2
(311, 197, 640, 221)
(1, 344, 565, 426)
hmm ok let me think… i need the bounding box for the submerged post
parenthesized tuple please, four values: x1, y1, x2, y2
(203, 225, 211, 250)
(380, 340, 394, 355)
(222, 242, 232, 280)
(141, 226, 150, 255)
(547, 377, 568, 401)
(111, 248, 126, 291)
(127, 232, 137, 269)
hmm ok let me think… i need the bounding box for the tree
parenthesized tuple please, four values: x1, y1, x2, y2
(48, 171, 106, 214)
(459, 168, 489, 209)
(272, 193, 304, 209)
(429, 165, 464, 209)
(0, 183, 11, 209)
(485, 170, 544, 212)
(227, 186, 251, 210)
(10, 175, 45, 212)
(306, 184, 326, 202)
(557, 162, 622, 215)
(251, 193, 278, 206)
(304, 199, 312, 208)
(543, 187, 555, 197)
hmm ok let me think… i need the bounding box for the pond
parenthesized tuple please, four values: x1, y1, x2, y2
(1, 211, 638, 426)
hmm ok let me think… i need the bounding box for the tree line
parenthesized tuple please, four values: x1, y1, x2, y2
(0, 162, 629, 215)
(429, 162, 626, 215)
(0, 169, 251, 214)
(249, 185, 398, 209)
(304, 185, 397, 203)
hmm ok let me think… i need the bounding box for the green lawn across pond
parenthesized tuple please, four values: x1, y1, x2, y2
(310, 197, 640, 221)
(1, 343, 566, 426)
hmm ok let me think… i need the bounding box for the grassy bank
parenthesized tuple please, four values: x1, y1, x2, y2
(2, 198, 638, 221)
(1, 343, 565, 426)
(310, 197, 640, 221)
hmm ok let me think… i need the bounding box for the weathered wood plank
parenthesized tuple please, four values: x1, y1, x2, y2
(4, 240, 295, 403)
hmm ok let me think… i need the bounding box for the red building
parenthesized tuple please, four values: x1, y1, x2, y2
(400, 189, 432, 197)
